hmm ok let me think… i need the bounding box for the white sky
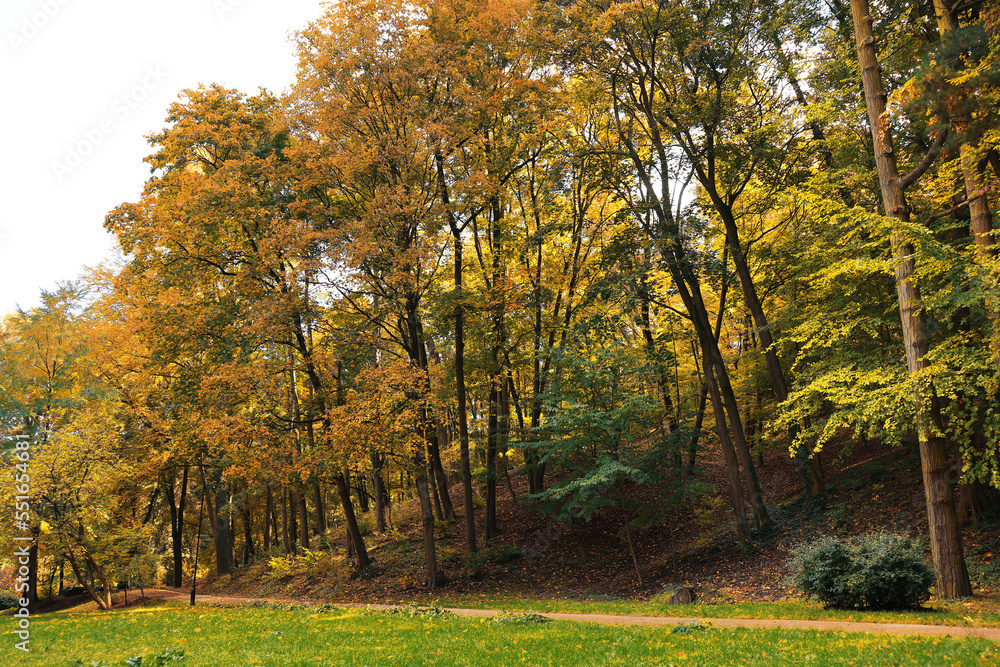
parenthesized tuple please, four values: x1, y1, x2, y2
(0, 0, 329, 315)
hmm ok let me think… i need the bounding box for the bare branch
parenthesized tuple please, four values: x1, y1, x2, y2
(899, 128, 948, 190)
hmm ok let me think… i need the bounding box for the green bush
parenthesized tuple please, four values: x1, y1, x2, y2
(365, 604, 454, 619)
(69, 649, 185, 666)
(790, 533, 934, 610)
(485, 611, 550, 625)
(0, 591, 19, 611)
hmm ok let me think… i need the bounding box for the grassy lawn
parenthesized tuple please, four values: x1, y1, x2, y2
(421, 593, 1000, 627)
(3, 600, 998, 666)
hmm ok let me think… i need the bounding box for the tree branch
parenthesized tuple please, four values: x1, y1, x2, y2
(929, 185, 999, 219)
(899, 128, 948, 190)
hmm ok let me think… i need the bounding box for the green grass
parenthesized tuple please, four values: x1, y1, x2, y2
(5, 600, 999, 666)
(419, 593, 1000, 627)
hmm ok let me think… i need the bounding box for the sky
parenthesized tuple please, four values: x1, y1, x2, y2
(0, 0, 330, 315)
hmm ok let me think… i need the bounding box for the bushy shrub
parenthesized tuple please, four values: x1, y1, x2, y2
(790, 533, 934, 610)
(790, 536, 854, 607)
(267, 555, 295, 579)
(0, 591, 19, 611)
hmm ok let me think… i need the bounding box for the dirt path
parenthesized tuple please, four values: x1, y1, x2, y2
(139, 588, 1000, 640)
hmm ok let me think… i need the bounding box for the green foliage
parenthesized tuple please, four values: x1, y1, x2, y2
(484, 610, 550, 625)
(355, 512, 377, 536)
(483, 544, 524, 563)
(0, 590, 19, 611)
(465, 551, 485, 575)
(517, 342, 665, 521)
(671, 620, 712, 634)
(69, 649, 186, 666)
(365, 604, 455, 619)
(790, 533, 935, 610)
(7, 0, 1000, 613)
(125, 650, 187, 666)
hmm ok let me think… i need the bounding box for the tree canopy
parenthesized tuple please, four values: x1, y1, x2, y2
(4, 0, 1000, 606)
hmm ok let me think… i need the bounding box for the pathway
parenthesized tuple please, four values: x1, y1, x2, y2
(140, 588, 1000, 640)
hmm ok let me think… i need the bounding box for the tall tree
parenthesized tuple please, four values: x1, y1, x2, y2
(850, 0, 971, 598)
(571, 0, 771, 533)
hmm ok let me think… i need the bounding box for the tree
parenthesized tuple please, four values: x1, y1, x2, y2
(569, 0, 773, 539)
(850, 0, 971, 598)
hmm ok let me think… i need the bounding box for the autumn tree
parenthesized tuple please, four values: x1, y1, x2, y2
(848, 0, 971, 597)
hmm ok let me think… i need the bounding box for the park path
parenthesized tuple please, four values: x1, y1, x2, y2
(141, 588, 1000, 641)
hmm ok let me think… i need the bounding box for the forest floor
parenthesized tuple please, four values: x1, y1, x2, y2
(196, 436, 1000, 617)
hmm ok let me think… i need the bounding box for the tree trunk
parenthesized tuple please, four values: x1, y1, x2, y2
(335, 472, 371, 570)
(288, 489, 297, 552)
(371, 453, 388, 533)
(712, 340, 771, 528)
(242, 502, 255, 565)
(280, 486, 291, 557)
(932, 0, 999, 359)
(640, 292, 678, 431)
(687, 383, 708, 471)
(86, 553, 113, 611)
(415, 448, 442, 590)
(852, 0, 971, 598)
(27, 526, 39, 612)
(165, 465, 189, 587)
(484, 195, 506, 541)
(295, 485, 309, 551)
(437, 154, 477, 555)
(456, 247, 478, 553)
(718, 205, 823, 495)
(63, 542, 110, 611)
(264, 486, 273, 552)
(618, 482, 643, 585)
(429, 447, 445, 522)
(356, 476, 370, 514)
(706, 364, 751, 544)
(425, 337, 457, 521)
(486, 381, 499, 540)
(611, 74, 768, 534)
(204, 469, 232, 576)
(954, 441, 989, 523)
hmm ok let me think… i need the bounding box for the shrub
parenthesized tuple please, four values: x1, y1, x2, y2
(365, 604, 454, 619)
(790, 536, 854, 607)
(267, 556, 295, 580)
(671, 620, 712, 634)
(485, 611, 550, 625)
(790, 533, 935, 610)
(0, 591, 19, 611)
(484, 544, 523, 563)
(355, 512, 377, 536)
